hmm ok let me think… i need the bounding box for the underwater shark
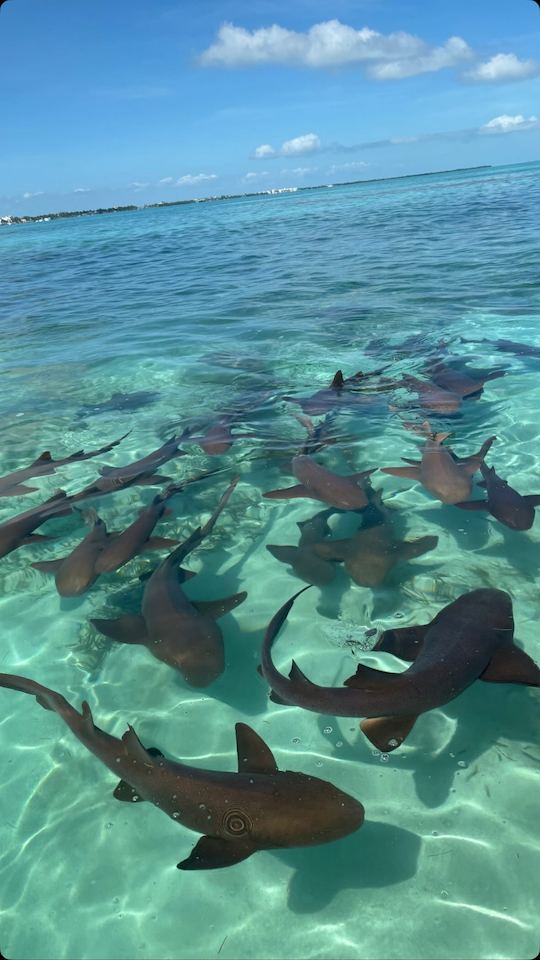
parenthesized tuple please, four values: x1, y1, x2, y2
(0, 674, 365, 870)
(259, 587, 540, 752)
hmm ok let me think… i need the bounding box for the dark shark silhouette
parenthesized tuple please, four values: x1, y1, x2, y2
(0, 674, 365, 870)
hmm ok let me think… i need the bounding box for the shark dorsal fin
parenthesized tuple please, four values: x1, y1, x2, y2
(235, 722, 278, 775)
(122, 725, 154, 766)
(32, 451, 53, 465)
(330, 370, 344, 389)
(288, 659, 316, 687)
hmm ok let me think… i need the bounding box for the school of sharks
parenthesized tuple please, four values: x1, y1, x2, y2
(1, 332, 540, 875)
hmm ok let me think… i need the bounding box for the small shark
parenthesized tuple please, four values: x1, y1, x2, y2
(267, 508, 337, 586)
(32, 508, 109, 596)
(455, 460, 540, 530)
(425, 360, 505, 398)
(312, 491, 438, 587)
(0, 492, 73, 560)
(381, 421, 495, 504)
(259, 587, 540, 752)
(264, 455, 375, 510)
(75, 390, 159, 419)
(69, 434, 190, 503)
(0, 432, 129, 498)
(92, 478, 246, 686)
(0, 674, 365, 870)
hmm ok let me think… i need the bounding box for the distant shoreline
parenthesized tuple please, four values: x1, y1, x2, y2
(0, 164, 493, 227)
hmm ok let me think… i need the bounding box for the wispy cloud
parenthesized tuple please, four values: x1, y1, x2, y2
(176, 173, 217, 186)
(466, 53, 540, 83)
(281, 166, 316, 176)
(254, 132, 321, 159)
(199, 19, 472, 79)
(22, 191, 44, 199)
(480, 114, 539, 134)
(130, 181, 150, 191)
(73, 187, 90, 193)
(159, 176, 175, 185)
(244, 171, 270, 181)
(329, 161, 368, 173)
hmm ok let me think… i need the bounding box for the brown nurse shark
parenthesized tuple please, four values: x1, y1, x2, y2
(312, 490, 438, 587)
(455, 460, 540, 530)
(0, 432, 129, 497)
(0, 674, 365, 870)
(267, 508, 337, 586)
(0, 491, 73, 560)
(264, 455, 375, 510)
(425, 360, 505, 398)
(381, 422, 496, 504)
(260, 587, 540, 753)
(92, 478, 246, 686)
(31, 508, 110, 596)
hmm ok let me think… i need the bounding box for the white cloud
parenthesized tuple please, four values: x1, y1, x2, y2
(159, 177, 175, 185)
(254, 144, 276, 158)
(329, 161, 368, 173)
(480, 114, 539, 134)
(466, 53, 540, 82)
(73, 187, 90, 193)
(199, 20, 472, 79)
(254, 132, 321, 159)
(176, 173, 217, 185)
(130, 181, 149, 190)
(369, 36, 472, 80)
(244, 171, 270, 180)
(281, 132, 320, 155)
(281, 166, 315, 176)
(22, 191, 44, 199)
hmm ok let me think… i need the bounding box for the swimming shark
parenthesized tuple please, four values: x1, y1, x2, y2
(425, 360, 505, 398)
(0, 432, 129, 498)
(91, 478, 246, 686)
(381, 422, 496, 504)
(455, 460, 540, 530)
(400, 375, 462, 415)
(267, 508, 337, 586)
(259, 587, 540, 752)
(31, 508, 109, 596)
(69, 433, 190, 503)
(264, 455, 375, 510)
(0, 674, 365, 870)
(0, 492, 73, 560)
(312, 491, 438, 587)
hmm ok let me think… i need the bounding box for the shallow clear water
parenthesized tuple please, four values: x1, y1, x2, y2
(0, 162, 539, 960)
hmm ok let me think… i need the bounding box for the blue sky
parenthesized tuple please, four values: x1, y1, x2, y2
(1, 0, 539, 215)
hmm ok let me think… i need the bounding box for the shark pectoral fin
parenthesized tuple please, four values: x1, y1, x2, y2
(312, 539, 350, 561)
(192, 592, 247, 618)
(176, 567, 197, 583)
(360, 714, 418, 752)
(90, 615, 148, 644)
(269, 690, 289, 705)
(114, 780, 145, 803)
(480, 645, 540, 686)
(523, 494, 540, 507)
(178, 836, 256, 871)
(288, 660, 316, 688)
(263, 484, 310, 500)
(398, 535, 438, 562)
(400, 458, 421, 466)
(372, 624, 429, 662)
(380, 466, 421, 480)
(31, 559, 65, 574)
(454, 499, 489, 511)
(235, 722, 278, 774)
(344, 664, 397, 688)
(141, 536, 180, 550)
(2, 484, 40, 496)
(266, 545, 299, 565)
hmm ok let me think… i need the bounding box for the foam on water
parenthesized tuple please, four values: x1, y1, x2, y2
(0, 163, 539, 960)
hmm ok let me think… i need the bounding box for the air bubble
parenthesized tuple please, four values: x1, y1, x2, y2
(323, 726, 333, 735)
(380, 754, 389, 763)
(336, 741, 343, 748)
(388, 738, 399, 748)
(292, 737, 300, 744)
(199, 803, 206, 810)
(440, 890, 449, 899)
(457, 760, 467, 768)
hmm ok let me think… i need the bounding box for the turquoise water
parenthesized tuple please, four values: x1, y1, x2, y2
(0, 162, 539, 960)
